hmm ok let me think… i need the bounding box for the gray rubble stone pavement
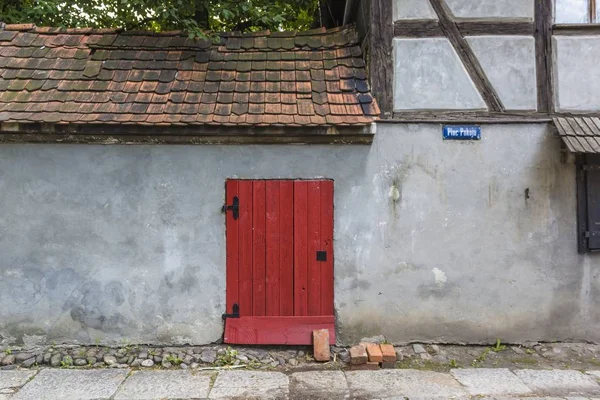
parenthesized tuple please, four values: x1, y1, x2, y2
(114, 370, 212, 400)
(451, 368, 533, 396)
(11, 369, 129, 400)
(345, 369, 467, 398)
(290, 370, 349, 399)
(514, 370, 600, 396)
(209, 370, 289, 399)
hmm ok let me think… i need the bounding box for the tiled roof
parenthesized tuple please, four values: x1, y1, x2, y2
(0, 24, 379, 128)
(554, 117, 600, 153)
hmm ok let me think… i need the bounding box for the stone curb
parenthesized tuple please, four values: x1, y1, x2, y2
(3, 367, 600, 399)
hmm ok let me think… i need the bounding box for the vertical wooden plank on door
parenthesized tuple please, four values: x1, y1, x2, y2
(238, 180, 253, 317)
(225, 180, 239, 315)
(320, 180, 334, 316)
(307, 181, 321, 316)
(265, 181, 280, 316)
(252, 180, 267, 316)
(279, 181, 294, 316)
(294, 181, 309, 316)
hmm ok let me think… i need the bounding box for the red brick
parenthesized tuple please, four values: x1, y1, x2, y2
(350, 361, 379, 370)
(349, 344, 367, 365)
(380, 344, 397, 363)
(366, 343, 383, 363)
(312, 329, 330, 362)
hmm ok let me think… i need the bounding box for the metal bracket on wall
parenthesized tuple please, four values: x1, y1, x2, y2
(316, 251, 327, 262)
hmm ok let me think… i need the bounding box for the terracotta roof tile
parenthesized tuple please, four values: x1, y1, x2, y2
(0, 24, 377, 128)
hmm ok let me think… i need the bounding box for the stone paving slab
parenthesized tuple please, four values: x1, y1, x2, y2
(451, 368, 532, 396)
(209, 370, 289, 400)
(289, 371, 348, 399)
(345, 369, 467, 398)
(11, 369, 129, 400)
(588, 371, 600, 379)
(114, 370, 212, 400)
(514, 370, 600, 396)
(0, 371, 37, 392)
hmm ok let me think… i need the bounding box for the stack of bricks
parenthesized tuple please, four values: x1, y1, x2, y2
(349, 343, 397, 370)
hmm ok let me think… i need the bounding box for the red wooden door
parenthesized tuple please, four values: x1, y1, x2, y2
(224, 179, 335, 345)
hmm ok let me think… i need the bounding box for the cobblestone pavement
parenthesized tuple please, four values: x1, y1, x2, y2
(4, 367, 600, 399)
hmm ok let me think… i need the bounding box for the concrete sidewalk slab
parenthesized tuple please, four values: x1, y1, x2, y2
(209, 370, 289, 399)
(514, 370, 600, 396)
(12, 369, 129, 400)
(345, 369, 467, 398)
(451, 368, 532, 395)
(290, 371, 348, 399)
(0, 371, 37, 393)
(114, 370, 212, 400)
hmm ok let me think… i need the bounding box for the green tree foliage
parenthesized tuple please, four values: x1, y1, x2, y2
(0, 0, 320, 35)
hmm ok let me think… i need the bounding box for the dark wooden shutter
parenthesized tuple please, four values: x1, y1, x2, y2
(587, 169, 600, 250)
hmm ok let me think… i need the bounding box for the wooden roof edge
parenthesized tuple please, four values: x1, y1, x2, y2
(0, 121, 374, 145)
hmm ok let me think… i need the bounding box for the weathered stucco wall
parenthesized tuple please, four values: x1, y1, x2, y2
(467, 36, 537, 110)
(393, 0, 437, 20)
(393, 38, 486, 110)
(1, 123, 598, 346)
(393, 35, 537, 111)
(554, 36, 600, 112)
(445, 0, 533, 19)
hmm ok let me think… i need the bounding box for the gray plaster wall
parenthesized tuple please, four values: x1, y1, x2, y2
(393, 0, 437, 20)
(1, 123, 599, 346)
(393, 38, 486, 111)
(445, 0, 534, 19)
(466, 36, 537, 111)
(554, 36, 600, 112)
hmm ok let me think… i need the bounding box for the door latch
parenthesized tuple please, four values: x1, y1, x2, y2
(222, 196, 239, 220)
(222, 303, 240, 320)
(316, 251, 327, 262)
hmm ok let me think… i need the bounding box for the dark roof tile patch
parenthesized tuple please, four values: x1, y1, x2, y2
(0, 23, 378, 127)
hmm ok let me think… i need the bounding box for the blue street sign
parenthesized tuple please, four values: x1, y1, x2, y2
(443, 125, 481, 140)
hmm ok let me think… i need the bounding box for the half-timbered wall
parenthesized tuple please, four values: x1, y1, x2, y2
(391, 0, 537, 113)
(383, 0, 600, 116)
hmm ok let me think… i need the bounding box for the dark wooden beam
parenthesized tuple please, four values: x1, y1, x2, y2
(386, 110, 600, 123)
(553, 23, 600, 35)
(388, 110, 551, 123)
(394, 18, 534, 38)
(369, 0, 394, 118)
(456, 18, 534, 35)
(428, 0, 505, 112)
(394, 20, 443, 37)
(535, 0, 554, 113)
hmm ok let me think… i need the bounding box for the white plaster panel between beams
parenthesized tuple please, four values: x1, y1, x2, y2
(467, 36, 537, 110)
(446, 0, 534, 19)
(393, 38, 486, 110)
(393, 0, 438, 20)
(554, 36, 600, 111)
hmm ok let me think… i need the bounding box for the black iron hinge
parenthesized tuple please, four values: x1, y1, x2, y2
(222, 303, 240, 320)
(222, 196, 239, 220)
